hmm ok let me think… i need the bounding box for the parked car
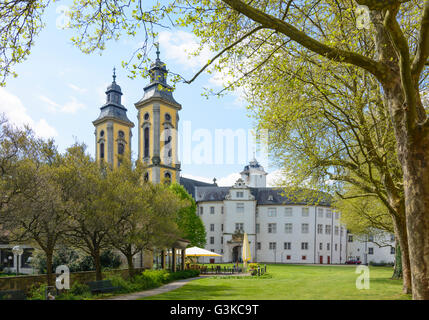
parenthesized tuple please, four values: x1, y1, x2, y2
(345, 260, 362, 265)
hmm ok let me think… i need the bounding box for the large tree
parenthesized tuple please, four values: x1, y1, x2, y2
(103, 156, 183, 277)
(0, 138, 70, 286)
(169, 183, 207, 248)
(57, 143, 114, 281)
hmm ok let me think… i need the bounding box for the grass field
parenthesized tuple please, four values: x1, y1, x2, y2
(141, 264, 410, 300)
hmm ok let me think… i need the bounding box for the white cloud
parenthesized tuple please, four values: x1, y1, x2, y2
(0, 88, 58, 138)
(68, 83, 87, 94)
(39, 95, 85, 114)
(158, 31, 212, 70)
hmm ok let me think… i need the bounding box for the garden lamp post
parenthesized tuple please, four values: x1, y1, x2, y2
(12, 246, 23, 276)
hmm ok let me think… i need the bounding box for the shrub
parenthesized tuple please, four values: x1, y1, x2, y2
(249, 263, 259, 270)
(28, 283, 48, 300)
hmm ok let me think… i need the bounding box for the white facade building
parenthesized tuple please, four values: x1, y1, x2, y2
(182, 159, 396, 265)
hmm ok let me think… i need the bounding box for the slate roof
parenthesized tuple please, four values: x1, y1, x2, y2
(180, 177, 217, 199)
(94, 103, 133, 125)
(190, 184, 332, 206)
(137, 83, 181, 108)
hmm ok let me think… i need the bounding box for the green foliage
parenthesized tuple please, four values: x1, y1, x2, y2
(28, 283, 48, 300)
(169, 183, 206, 247)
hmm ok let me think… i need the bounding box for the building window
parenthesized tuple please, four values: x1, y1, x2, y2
(268, 223, 277, 234)
(368, 235, 374, 242)
(284, 223, 293, 234)
(118, 130, 125, 139)
(325, 225, 331, 235)
(326, 209, 332, 218)
(269, 242, 277, 250)
(268, 195, 273, 201)
(144, 112, 149, 121)
(335, 212, 340, 219)
(284, 207, 293, 217)
(335, 244, 338, 251)
(268, 208, 277, 217)
(301, 242, 309, 250)
(368, 247, 374, 255)
(318, 208, 323, 218)
(391, 247, 395, 254)
(210, 206, 215, 214)
(319, 242, 323, 250)
(284, 242, 291, 250)
(221, 224, 224, 232)
(348, 235, 353, 242)
(144, 172, 149, 182)
(118, 142, 125, 155)
(335, 226, 339, 235)
(100, 143, 105, 159)
(210, 237, 214, 245)
(164, 171, 171, 184)
(301, 223, 309, 234)
(144, 127, 150, 158)
(236, 191, 244, 198)
(100, 130, 105, 137)
(390, 234, 395, 242)
(236, 203, 244, 213)
(165, 113, 171, 121)
(256, 224, 260, 234)
(221, 237, 223, 244)
(221, 206, 224, 214)
(341, 227, 344, 236)
(200, 206, 203, 215)
(317, 224, 323, 234)
(327, 243, 330, 251)
(302, 207, 309, 217)
(210, 224, 215, 232)
(257, 242, 261, 250)
(235, 223, 244, 232)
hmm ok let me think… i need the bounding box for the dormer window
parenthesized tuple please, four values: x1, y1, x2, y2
(268, 195, 273, 201)
(236, 191, 244, 198)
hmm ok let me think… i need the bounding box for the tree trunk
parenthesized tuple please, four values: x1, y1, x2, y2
(45, 250, 54, 287)
(392, 242, 402, 279)
(93, 248, 103, 281)
(386, 84, 429, 299)
(403, 146, 429, 300)
(126, 253, 135, 279)
(391, 215, 412, 294)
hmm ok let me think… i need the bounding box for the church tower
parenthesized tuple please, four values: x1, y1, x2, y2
(135, 46, 181, 183)
(93, 69, 134, 168)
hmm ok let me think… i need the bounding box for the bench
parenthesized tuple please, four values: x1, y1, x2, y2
(87, 280, 120, 294)
(0, 290, 26, 300)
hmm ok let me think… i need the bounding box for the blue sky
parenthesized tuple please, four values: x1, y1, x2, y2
(0, 3, 280, 186)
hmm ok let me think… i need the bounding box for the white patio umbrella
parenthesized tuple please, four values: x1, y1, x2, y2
(185, 246, 222, 266)
(242, 233, 251, 270)
(185, 246, 222, 257)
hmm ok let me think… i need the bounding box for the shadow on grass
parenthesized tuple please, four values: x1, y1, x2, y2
(142, 283, 234, 300)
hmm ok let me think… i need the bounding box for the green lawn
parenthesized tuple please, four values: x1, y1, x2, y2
(141, 264, 410, 300)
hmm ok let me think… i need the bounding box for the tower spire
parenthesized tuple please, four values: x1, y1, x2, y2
(112, 67, 116, 83)
(155, 42, 160, 61)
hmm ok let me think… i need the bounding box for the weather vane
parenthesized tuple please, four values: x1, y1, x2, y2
(154, 42, 160, 60)
(112, 67, 116, 83)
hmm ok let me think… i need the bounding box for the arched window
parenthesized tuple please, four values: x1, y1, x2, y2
(118, 130, 125, 139)
(100, 130, 105, 137)
(165, 113, 171, 121)
(144, 127, 150, 158)
(118, 143, 125, 155)
(144, 113, 150, 121)
(144, 172, 149, 182)
(164, 171, 172, 184)
(100, 143, 105, 159)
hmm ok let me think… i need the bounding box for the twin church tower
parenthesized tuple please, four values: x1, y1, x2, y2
(92, 48, 181, 183)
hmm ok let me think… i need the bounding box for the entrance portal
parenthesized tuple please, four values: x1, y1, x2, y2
(232, 246, 242, 263)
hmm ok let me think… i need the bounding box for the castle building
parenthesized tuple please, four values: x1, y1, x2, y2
(88, 50, 395, 266)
